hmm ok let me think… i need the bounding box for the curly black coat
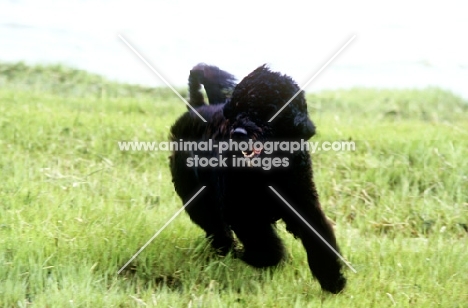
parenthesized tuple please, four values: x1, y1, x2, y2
(169, 63, 346, 293)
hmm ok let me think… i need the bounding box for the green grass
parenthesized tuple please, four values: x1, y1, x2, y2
(1, 62, 467, 307)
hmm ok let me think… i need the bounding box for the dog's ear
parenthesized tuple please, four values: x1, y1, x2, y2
(289, 91, 316, 140)
(294, 114, 316, 139)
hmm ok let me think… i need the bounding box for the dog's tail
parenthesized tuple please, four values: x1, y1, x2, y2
(188, 63, 236, 108)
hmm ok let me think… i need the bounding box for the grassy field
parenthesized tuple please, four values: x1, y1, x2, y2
(0, 62, 467, 307)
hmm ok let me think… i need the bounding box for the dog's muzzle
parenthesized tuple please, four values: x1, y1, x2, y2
(231, 127, 248, 137)
(231, 127, 263, 160)
(241, 147, 263, 158)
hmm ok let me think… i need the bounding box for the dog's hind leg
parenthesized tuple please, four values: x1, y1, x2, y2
(230, 220, 286, 268)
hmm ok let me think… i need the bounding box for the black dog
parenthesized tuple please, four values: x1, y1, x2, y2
(169, 63, 346, 293)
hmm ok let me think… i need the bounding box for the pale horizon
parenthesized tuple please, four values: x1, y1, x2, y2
(1, 0, 467, 98)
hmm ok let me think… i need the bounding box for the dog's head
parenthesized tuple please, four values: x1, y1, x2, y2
(223, 65, 315, 144)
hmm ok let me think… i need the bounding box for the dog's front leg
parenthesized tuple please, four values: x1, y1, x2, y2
(279, 186, 347, 293)
(230, 220, 286, 268)
(272, 155, 347, 294)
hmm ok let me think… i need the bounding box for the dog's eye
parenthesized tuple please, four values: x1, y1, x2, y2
(266, 104, 278, 115)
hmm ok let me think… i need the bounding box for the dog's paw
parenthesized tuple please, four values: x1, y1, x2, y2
(210, 238, 235, 256)
(319, 274, 347, 294)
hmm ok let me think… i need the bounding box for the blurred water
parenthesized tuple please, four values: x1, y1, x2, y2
(1, 0, 467, 99)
